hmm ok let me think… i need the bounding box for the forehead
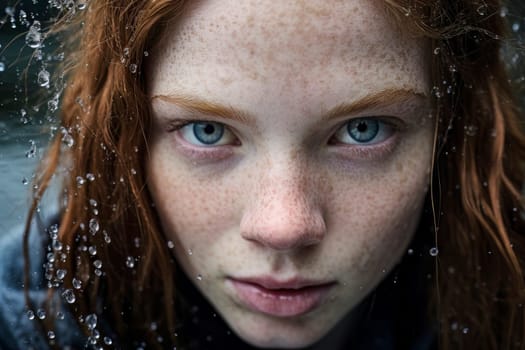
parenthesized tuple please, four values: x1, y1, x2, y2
(148, 0, 429, 106)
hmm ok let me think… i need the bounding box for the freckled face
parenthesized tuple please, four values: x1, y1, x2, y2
(146, 0, 433, 348)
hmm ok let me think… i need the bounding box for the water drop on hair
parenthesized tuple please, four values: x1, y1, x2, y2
(72, 278, 82, 289)
(126, 256, 135, 268)
(93, 260, 102, 269)
(37, 309, 46, 320)
(429, 247, 439, 256)
(26, 310, 35, 320)
(56, 269, 67, 280)
(62, 289, 76, 303)
(25, 20, 42, 48)
(85, 313, 98, 330)
(37, 68, 50, 88)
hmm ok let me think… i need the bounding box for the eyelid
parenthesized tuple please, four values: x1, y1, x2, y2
(166, 119, 240, 147)
(331, 116, 402, 144)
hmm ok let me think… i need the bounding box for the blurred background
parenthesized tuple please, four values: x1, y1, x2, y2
(0, 0, 524, 234)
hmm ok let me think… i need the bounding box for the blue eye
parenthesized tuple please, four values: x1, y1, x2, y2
(333, 118, 392, 145)
(179, 121, 236, 146)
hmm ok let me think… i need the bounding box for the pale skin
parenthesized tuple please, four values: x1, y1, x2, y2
(146, 0, 434, 348)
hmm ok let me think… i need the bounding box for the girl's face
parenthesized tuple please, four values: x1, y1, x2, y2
(146, 0, 433, 348)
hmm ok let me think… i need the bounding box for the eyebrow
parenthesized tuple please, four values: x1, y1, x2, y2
(151, 88, 426, 125)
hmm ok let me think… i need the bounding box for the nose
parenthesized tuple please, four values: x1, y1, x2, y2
(240, 166, 326, 252)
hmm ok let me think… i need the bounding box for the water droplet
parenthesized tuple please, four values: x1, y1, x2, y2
(88, 245, 97, 255)
(37, 68, 50, 87)
(47, 331, 56, 340)
(49, 224, 59, 236)
(25, 20, 42, 48)
(47, 253, 56, 263)
(26, 310, 35, 320)
(62, 289, 76, 303)
(451, 321, 459, 331)
(462, 327, 469, 334)
(77, 0, 88, 10)
(126, 256, 135, 268)
(103, 232, 112, 244)
(86, 173, 96, 182)
(0, 62, 5, 72)
(188, 249, 193, 256)
(25, 140, 37, 158)
(61, 131, 74, 147)
(131, 168, 137, 175)
(104, 337, 113, 345)
(433, 47, 441, 55)
(129, 64, 138, 74)
(167, 240, 174, 249)
(85, 313, 98, 330)
(512, 22, 520, 32)
(143, 51, 149, 57)
(72, 277, 82, 289)
(76, 176, 86, 186)
(37, 308, 46, 319)
(465, 125, 478, 136)
(48, 95, 60, 112)
(56, 269, 67, 280)
(407, 248, 414, 255)
(56, 311, 65, 320)
(500, 6, 508, 17)
(22, 177, 28, 185)
(52, 239, 63, 251)
(196, 274, 203, 281)
(93, 260, 102, 269)
(123, 47, 130, 57)
(94, 269, 102, 276)
(429, 247, 439, 256)
(89, 218, 99, 234)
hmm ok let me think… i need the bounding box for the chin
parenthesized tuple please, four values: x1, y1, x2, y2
(228, 316, 329, 349)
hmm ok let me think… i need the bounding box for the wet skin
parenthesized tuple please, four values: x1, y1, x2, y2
(146, 0, 434, 348)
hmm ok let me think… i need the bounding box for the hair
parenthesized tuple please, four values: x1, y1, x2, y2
(22, 0, 525, 349)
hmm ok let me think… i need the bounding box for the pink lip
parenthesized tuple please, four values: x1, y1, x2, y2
(228, 277, 335, 318)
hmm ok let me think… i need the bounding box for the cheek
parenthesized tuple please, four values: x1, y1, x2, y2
(146, 149, 245, 268)
(324, 150, 431, 281)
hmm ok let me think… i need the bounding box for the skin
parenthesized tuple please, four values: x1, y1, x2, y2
(146, 0, 434, 348)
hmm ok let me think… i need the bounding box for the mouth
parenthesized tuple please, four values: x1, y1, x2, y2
(227, 277, 336, 318)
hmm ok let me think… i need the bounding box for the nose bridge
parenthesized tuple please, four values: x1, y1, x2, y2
(240, 153, 326, 251)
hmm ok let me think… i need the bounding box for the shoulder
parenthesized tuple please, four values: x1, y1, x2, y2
(0, 214, 84, 350)
(0, 219, 48, 349)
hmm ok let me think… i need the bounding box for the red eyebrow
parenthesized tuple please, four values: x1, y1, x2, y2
(152, 88, 426, 124)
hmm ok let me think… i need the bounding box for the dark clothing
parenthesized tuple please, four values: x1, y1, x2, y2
(0, 213, 436, 349)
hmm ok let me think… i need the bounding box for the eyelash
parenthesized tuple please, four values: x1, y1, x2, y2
(168, 117, 400, 158)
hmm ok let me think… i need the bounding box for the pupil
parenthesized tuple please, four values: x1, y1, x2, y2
(204, 124, 215, 134)
(356, 122, 368, 132)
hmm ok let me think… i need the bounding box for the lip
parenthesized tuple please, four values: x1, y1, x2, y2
(228, 277, 335, 318)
